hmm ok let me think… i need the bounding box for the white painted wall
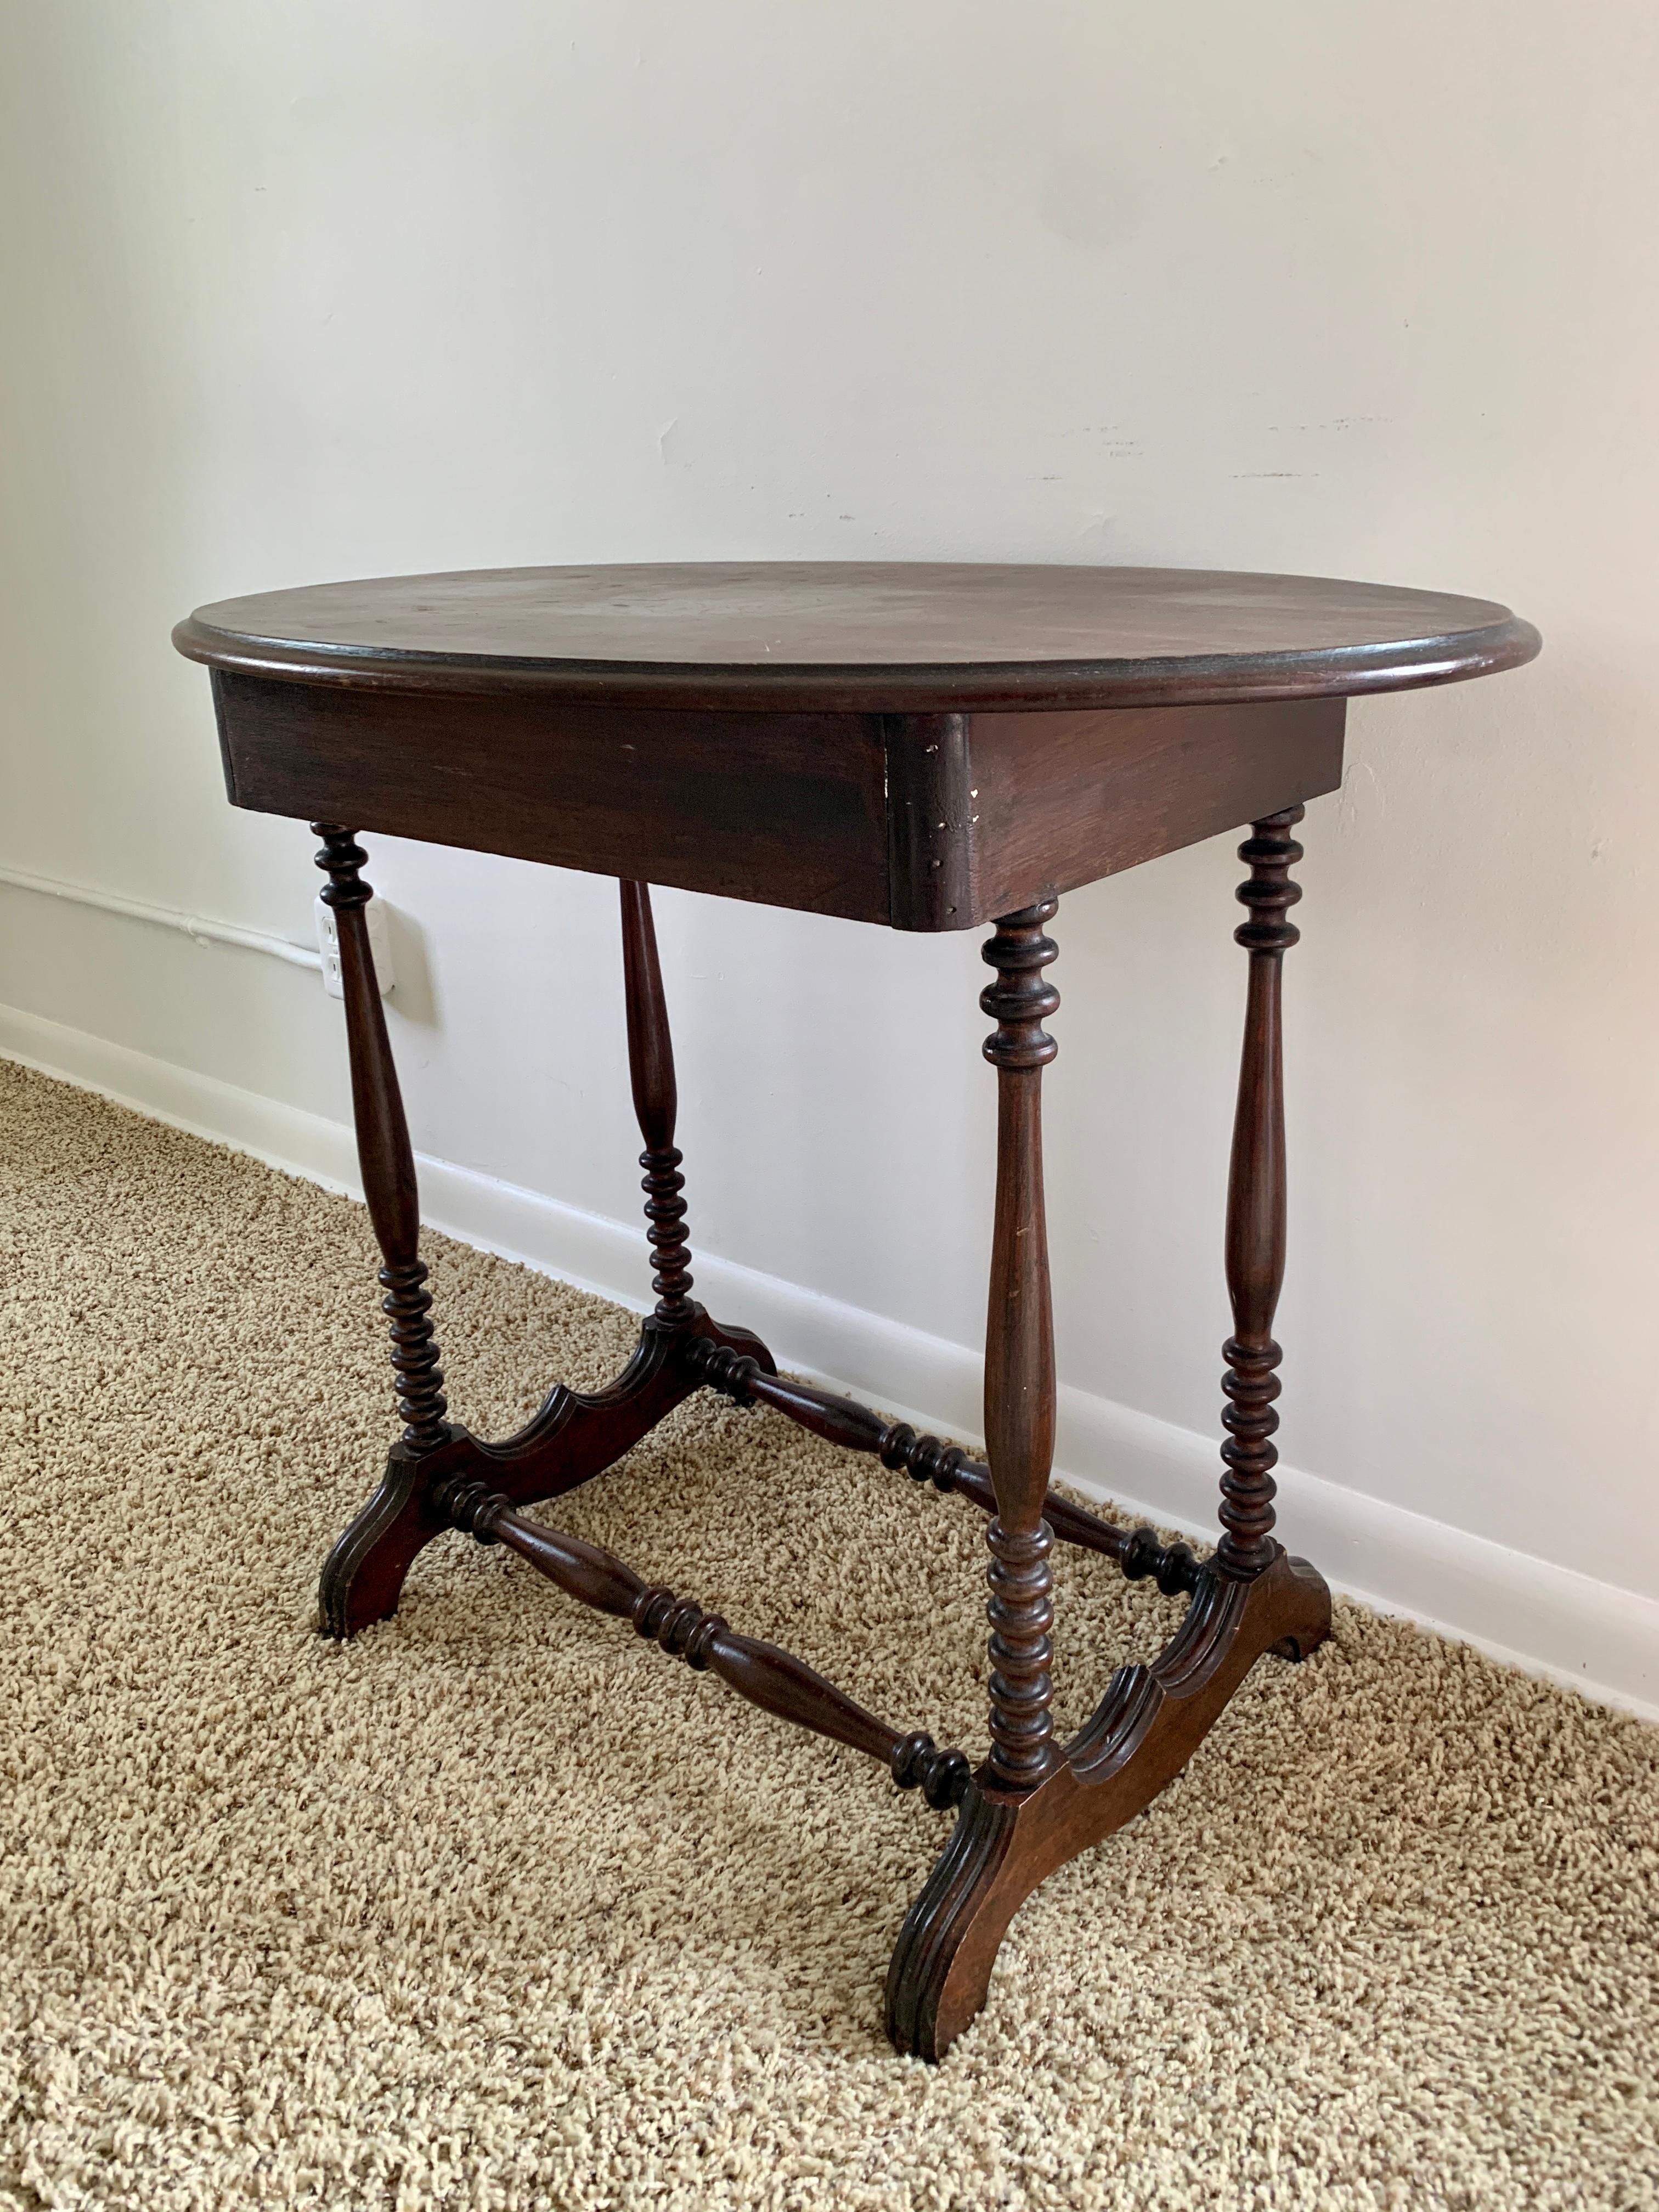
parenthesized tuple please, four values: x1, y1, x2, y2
(4, 2, 1657, 1702)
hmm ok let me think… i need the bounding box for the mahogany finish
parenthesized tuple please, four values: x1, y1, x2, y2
(620, 879, 695, 1326)
(885, 1548, 1332, 2059)
(313, 863, 775, 1641)
(979, 905, 1062, 1790)
(176, 561, 1538, 710)
(180, 559, 1539, 932)
(312, 826, 448, 1452)
(205, 671, 1342, 931)
(175, 560, 1538, 2061)
(1217, 811, 1304, 1575)
(682, 1337, 1200, 1590)
(436, 1475, 970, 1812)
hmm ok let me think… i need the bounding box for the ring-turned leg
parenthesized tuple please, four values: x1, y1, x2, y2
(977, 904, 1062, 1788)
(885, 901, 1063, 2053)
(887, 844, 1332, 2061)
(313, 826, 455, 1637)
(621, 879, 694, 1327)
(1218, 806, 1299, 1577)
(318, 863, 776, 1640)
(618, 876, 775, 1370)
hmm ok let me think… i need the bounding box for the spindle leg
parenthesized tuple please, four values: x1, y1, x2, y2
(317, 858, 776, 1639)
(620, 879, 696, 1327)
(978, 904, 1062, 1790)
(618, 876, 776, 1370)
(311, 827, 465, 1637)
(1217, 808, 1301, 1576)
(314, 827, 450, 1454)
(887, 867, 1331, 2062)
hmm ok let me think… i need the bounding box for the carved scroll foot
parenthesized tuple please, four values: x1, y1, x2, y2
(1268, 1553, 1333, 1662)
(318, 1429, 464, 1640)
(885, 1544, 1331, 2059)
(318, 1306, 776, 1640)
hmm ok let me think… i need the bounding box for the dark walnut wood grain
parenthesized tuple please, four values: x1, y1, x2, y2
(173, 560, 1533, 2061)
(979, 905, 1063, 1790)
(886, 811, 1334, 2057)
(312, 827, 449, 1453)
(885, 1548, 1331, 2060)
(436, 1475, 971, 1814)
(175, 561, 1538, 710)
(620, 879, 696, 1326)
(681, 1338, 1203, 1594)
(207, 669, 1337, 930)
(179, 562, 1536, 932)
(1217, 810, 1304, 1575)
(219, 678, 893, 925)
(315, 847, 779, 1640)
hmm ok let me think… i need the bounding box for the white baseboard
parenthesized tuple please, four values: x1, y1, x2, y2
(4, 998, 1656, 1724)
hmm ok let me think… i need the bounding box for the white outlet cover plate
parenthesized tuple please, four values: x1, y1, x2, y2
(314, 894, 394, 998)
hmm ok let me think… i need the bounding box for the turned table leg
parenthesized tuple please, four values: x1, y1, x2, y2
(318, 831, 450, 1455)
(313, 826, 456, 1635)
(887, 850, 1332, 2062)
(317, 868, 778, 1639)
(617, 880, 774, 1381)
(978, 904, 1062, 1790)
(1217, 806, 1301, 1578)
(619, 879, 696, 1328)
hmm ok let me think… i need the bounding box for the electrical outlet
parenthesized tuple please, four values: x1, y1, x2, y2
(315, 894, 396, 999)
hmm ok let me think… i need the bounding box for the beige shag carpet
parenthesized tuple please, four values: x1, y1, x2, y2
(2, 1059, 1657, 2211)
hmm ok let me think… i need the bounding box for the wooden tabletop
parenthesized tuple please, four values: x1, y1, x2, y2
(175, 562, 1539, 713)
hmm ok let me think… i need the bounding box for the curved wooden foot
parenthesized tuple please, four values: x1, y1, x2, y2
(885, 1545, 1330, 2059)
(318, 1307, 776, 1639)
(318, 1438, 451, 1640)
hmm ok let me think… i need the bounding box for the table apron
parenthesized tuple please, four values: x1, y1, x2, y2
(211, 671, 1344, 928)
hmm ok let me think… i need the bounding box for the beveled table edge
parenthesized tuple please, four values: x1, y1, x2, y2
(172, 614, 1542, 713)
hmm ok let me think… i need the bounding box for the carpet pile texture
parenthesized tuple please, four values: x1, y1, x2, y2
(1, 1060, 1656, 2210)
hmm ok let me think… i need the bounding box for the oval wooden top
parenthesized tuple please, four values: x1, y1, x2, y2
(175, 562, 1539, 712)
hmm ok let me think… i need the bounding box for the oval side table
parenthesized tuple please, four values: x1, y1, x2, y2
(174, 562, 1539, 2059)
